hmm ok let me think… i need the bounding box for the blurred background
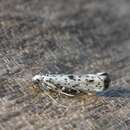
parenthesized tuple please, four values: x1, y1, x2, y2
(0, 0, 130, 130)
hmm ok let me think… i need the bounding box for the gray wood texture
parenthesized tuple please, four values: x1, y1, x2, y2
(0, 0, 130, 130)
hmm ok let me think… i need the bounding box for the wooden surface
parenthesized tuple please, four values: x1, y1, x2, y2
(0, 0, 130, 130)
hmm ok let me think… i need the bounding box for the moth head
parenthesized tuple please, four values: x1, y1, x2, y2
(32, 75, 43, 84)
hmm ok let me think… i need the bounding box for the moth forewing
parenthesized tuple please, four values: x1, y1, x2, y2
(32, 72, 110, 95)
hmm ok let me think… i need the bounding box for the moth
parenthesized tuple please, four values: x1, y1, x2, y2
(32, 72, 110, 96)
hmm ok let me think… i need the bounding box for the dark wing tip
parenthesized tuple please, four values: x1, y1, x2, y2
(103, 73, 111, 90)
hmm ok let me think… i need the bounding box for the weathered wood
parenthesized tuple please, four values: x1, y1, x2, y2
(0, 0, 130, 130)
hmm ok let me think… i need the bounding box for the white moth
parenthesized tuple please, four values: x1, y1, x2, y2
(32, 72, 110, 96)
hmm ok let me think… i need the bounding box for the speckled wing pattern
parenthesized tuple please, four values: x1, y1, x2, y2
(32, 72, 110, 94)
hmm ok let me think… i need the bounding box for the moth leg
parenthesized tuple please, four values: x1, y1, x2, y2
(38, 82, 50, 91)
(41, 91, 58, 103)
(38, 81, 57, 91)
(60, 91, 75, 97)
(37, 81, 53, 91)
(88, 91, 97, 96)
(40, 81, 75, 96)
(57, 89, 75, 97)
(44, 81, 57, 90)
(43, 82, 75, 96)
(40, 87, 68, 108)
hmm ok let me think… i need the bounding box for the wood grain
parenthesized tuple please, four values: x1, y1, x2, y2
(0, 0, 130, 130)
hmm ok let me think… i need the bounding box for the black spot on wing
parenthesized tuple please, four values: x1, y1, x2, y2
(88, 79, 94, 82)
(56, 83, 60, 86)
(55, 84, 64, 89)
(72, 84, 79, 88)
(48, 78, 52, 82)
(68, 75, 74, 80)
(63, 88, 79, 95)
